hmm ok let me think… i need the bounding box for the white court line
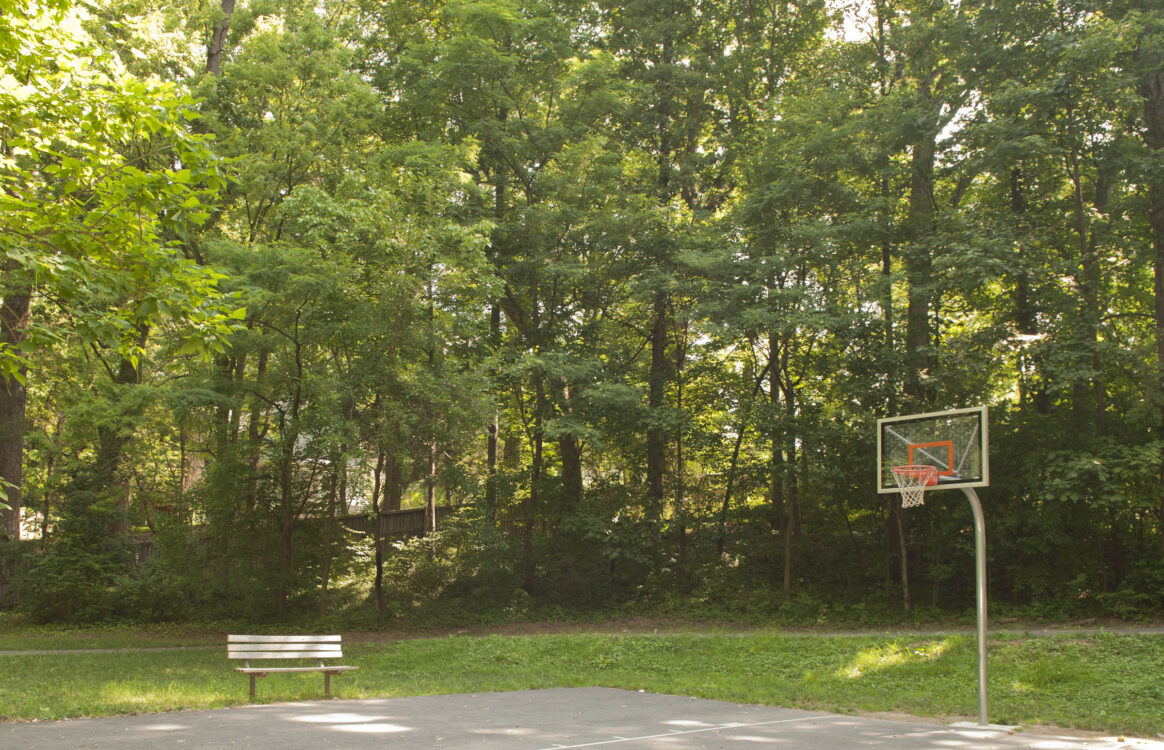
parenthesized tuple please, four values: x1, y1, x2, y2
(535, 715, 831, 749)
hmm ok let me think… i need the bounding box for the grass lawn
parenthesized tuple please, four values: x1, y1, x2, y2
(0, 622, 222, 651)
(1, 628, 1161, 737)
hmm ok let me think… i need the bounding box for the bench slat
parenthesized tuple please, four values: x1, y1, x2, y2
(228, 635, 342, 643)
(228, 643, 344, 653)
(234, 666, 358, 674)
(228, 651, 343, 660)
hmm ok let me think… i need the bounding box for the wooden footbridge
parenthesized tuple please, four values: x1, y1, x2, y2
(337, 505, 453, 541)
(125, 505, 453, 565)
(1, 507, 454, 606)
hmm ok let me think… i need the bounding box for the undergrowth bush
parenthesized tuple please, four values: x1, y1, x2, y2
(19, 537, 124, 623)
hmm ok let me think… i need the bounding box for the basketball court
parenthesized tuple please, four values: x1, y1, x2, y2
(1, 688, 1159, 749)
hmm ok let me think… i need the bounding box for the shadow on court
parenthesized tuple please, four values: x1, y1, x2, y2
(1, 687, 1159, 749)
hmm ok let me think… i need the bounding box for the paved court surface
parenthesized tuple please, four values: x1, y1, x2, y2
(2, 688, 1161, 749)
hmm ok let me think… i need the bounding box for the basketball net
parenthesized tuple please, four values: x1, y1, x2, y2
(892, 465, 937, 509)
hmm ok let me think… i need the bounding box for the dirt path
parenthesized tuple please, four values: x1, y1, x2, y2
(3, 616, 1161, 655)
(341, 615, 1164, 642)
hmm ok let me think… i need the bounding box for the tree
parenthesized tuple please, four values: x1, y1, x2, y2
(0, 1, 233, 540)
(1118, 1, 1164, 546)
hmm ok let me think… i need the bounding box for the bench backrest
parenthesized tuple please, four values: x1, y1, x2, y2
(228, 635, 344, 661)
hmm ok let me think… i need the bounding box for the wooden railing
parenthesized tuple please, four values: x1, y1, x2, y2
(0, 540, 36, 608)
(338, 505, 453, 540)
(2, 510, 457, 606)
(126, 506, 454, 565)
(0, 557, 17, 607)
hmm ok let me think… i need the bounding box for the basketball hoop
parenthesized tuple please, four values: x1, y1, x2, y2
(877, 407, 991, 725)
(892, 464, 937, 509)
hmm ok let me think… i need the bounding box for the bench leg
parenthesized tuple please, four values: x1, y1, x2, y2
(324, 671, 331, 697)
(250, 673, 257, 699)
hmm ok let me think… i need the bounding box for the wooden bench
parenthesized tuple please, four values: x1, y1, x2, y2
(228, 635, 358, 698)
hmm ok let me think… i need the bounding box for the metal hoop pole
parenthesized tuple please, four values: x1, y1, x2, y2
(963, 487, 988, 725)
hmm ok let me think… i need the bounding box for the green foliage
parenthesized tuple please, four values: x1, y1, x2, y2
(18, 541, 127, 624)
(14, 466, 145, 623)
(0, 4, 236, 377)
(1042, 440, 1163, 509)
(3, 0, 1164, 628)
(1096, 560, 1164, 619)
(383, 509, 519, 612)
(105, 562, 198, 623)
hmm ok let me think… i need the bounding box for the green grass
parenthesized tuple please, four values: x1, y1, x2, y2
(0, 621, 221, 651)
(1, 630, 1161, 737)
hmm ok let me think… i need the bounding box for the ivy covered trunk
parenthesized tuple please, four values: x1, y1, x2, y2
(646, 289, 668, 515)
(93, 353, 143, 538)
(0, 274, 29, 541)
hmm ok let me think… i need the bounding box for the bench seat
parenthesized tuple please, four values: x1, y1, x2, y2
(233, 665, 359, 674)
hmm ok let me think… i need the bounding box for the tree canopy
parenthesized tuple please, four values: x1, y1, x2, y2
(2, 0, 1163, 624)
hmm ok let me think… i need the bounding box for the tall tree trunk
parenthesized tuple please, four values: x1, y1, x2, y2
(275, 416, 297, 616)
(1139, 34, 1164, 547)
(641, 1, 681, 560)
(384, 449, 403, 511)
(426, 441, 437, 533)
(40, 417, 61, 546)
(523, 406, 543, 592)
(1011, 168, 1034, 337)
(245, 350, 269, 514)
(486, 305, 501, 524)
(211, 353, 240, 448)
(1010, 167, 1046, 411)
(716, 358, 771, 555)
(371, 448, 387, 617)
(557, 380, 583, 505)
(768, 331, 786, 597)
(559, 434, 583, 505)
(485, 140, 505, 524)
(206, 0, 236, 76)
(276, 434, 294, 615)
(1066, 139, 1110, 434)
(319, 463, 338, 615)
(0, 269, 29, 541)
(782, 453, 799, 605)
(881, 182, 896, 414)
(95, 345, 145, 537)
(646, 290, 668, 516)
(674, 319, 688, 587)
(874, 0, 896, 415)
(772, 329, 800, 603)
(891, 499, 911, 613)
(904, 109, 937, 405)
(782, 506, 796, 603)
(321, 396, 355, 610)
(425, 276, 438, 536)
(275, 314, 304, 616)
(278, 515, 293, 616)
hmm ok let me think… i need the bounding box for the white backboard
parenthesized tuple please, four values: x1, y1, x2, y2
(877, 406, 989, 493)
